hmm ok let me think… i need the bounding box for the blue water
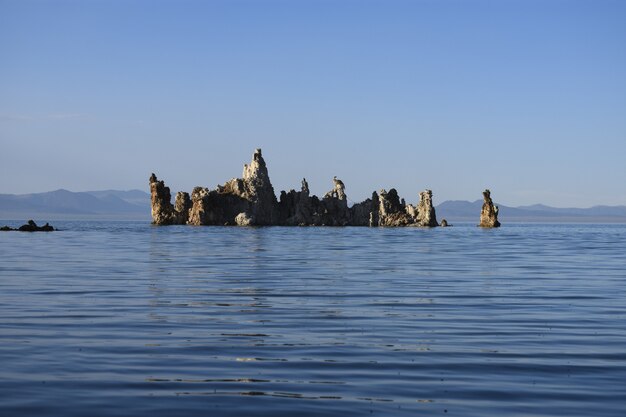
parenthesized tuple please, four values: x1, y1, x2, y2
(1, 222, 625, 416)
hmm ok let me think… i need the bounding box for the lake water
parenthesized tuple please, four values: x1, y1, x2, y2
(1, 221, 625, 416)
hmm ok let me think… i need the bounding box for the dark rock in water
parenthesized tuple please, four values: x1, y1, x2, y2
(440, 219, 450, 227)
(1, 220, 55, 232)
(20, 220, 55, 231)
(278, 178, 313, 226)
(150, 148, 441, 227)
(349, 192, 376, 227)
(479, 189, 501, 228)
(367, 191, 380, 227)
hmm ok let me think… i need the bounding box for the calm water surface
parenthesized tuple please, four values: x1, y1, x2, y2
(1, 222, 625, 416)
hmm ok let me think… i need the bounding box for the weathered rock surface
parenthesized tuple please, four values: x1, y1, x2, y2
(174, 192, 192, 218)
(184, 149, 278, 226)
(416, 189, 438, 227)
(277, 177, 358, 226)
(239, 148, 279, 225)
(367, 188, 439, 227)
(479, 189, 501, 228)
(1, 220, 54, 232)
(149, 173, 188, 225)
(150, 148, 443, 227)
(376, 189, 414, 226)
(278, 178, 313, 225)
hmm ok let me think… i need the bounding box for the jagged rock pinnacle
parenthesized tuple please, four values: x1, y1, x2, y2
(479, 189, 501, 227)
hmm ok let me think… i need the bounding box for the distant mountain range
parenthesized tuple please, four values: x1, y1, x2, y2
(1, 189, 625, 222)
(0, 189, 151, 220)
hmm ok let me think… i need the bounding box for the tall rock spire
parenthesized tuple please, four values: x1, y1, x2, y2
(479, 189, 501, 227)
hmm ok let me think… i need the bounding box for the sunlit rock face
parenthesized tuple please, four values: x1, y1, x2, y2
(156, 149, 276, 226)
(150, 148, 445, 228)
(416, 189, 438, 227)
(375, 189, 413, 227)
(238, 148, 279, 225)
(479, 189, 501, 228)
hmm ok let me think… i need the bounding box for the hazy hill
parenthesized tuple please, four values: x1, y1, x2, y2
(0, 189, 151, 220)
(86, 190, 152, 207)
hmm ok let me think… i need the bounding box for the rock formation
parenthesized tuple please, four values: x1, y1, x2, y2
(1, 220, 55, 232)
(185, 149, 278, 226)
(479, 189, 501, 228)
(149, 173, 188, 225)
(236, 148, 279, 225)
(376, 189, 414, 226)
(150, 148, 443, 227)
(277, 177, 356, 226)
(332, 176, 346, 200)
(416, 189, 438, 227)
(366, 188, 439, 227)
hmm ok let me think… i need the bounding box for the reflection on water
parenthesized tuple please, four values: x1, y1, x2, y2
(1, 222, 625, 416)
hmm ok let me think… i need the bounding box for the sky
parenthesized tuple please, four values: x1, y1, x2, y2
(1, 0, 625, 207)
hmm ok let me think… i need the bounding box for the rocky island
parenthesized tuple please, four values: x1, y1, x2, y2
(150, 148, 498, 228)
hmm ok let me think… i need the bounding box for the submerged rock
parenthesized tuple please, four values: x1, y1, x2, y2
(1, 220, 55, 232)
(150, 148, 441, 227)
(479, 189, 501, 228)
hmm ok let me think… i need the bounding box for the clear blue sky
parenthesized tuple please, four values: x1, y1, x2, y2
(1, 0, 625, 207)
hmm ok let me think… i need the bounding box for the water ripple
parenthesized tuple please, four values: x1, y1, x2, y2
(1, 222, 625, 416)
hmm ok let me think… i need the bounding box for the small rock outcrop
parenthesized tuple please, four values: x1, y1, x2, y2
(1, 220, 55, 232)
(479, 189, 501, 228)
(150, 148, 442, 227)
